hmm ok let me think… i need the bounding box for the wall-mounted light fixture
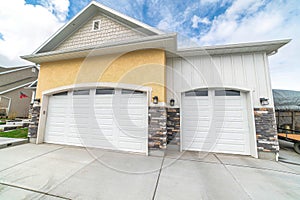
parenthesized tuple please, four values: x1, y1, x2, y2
(170, 99, 175, 106)
(153, 96, 158, 104)
(260, 97, 269, 106)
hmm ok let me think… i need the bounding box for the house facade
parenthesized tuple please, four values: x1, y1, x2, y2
(22, 1, 290, 160)
(0, 65, 38, 118)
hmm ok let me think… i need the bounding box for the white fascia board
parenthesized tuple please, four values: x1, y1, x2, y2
(0, 65, 36, 75)
(22, 33, 177, 63)
(0, 81, 34, 95)
(27, 79, 38, 88)
(173, 39, 291, 57)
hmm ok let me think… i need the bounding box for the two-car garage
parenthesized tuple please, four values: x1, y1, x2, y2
(39, 84, 255, 157)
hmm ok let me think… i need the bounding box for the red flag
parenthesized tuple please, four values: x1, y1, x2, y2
(20, 92, 28, 99)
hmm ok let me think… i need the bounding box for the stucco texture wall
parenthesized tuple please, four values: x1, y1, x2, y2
(36, 49, 166, 102)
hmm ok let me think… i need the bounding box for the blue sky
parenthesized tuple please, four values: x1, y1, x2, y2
(0, 0, 300, 90)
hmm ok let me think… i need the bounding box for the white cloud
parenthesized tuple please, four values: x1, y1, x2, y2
(191, 15, 210, 28)
(193, 0, 300, 90)
(40, 0, 70, 21)
(0, 0, 65, 66)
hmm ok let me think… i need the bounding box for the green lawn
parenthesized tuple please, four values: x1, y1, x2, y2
(0, 128, 28, 139)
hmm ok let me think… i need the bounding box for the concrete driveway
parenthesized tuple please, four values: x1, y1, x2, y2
(0, 144, 300, 200)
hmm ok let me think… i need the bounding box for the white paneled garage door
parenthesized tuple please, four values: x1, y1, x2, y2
(182, 89, 250, 155)
(44, 88, 148, 153)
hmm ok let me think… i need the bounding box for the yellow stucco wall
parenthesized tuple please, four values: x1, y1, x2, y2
(36, 49, 166, 102)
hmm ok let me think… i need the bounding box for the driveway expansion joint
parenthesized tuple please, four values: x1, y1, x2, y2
(152, 153, 165, 200)
(0, 182, 70, 200)
(214, 154, 253, 200)
(0, 146, 65, 173)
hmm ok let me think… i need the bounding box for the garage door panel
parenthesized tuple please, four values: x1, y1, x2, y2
(213, 107, 242, 111)
(118, 141, 143, 152)
(94, 98, 113, 105)
(120, 108, 145, 115)
(83, 139, 115, 148)
(69, 109, 89, 115)
(214, 111, 243, 118)
(182, 105, 210, 111)
(214, 117, 244, 122)
(214, 144, 246, 153)
(46, 117, 66, 123)
(68, 119, 89, 126)
(182, 110, 210, 116)
(45, 89, 147, 154)
(214, 99, 242, 106)
(121, 97, 146, 104)
(93, 108, 114, 115)
(182, 89, 250, 155)
(91, 129, 114, 139)
(215, 122, 244, 129)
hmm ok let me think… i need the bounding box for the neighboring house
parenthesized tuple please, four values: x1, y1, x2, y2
(22, 1, 290, 160)
(0, 65, 39, 118)
(0, 66, 38, 117)
(273, 89, 300, 131)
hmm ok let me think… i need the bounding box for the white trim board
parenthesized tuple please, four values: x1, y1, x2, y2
(0, 81, 34, 95)
(0, 65, 36, 75)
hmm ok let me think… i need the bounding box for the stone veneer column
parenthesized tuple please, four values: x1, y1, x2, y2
(167, 108, 180, 145)
(254, 107, 279, 160)
(28, 100, 40, 143)
(148, 107, 167, 149)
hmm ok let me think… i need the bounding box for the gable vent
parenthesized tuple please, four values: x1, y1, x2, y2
(93, 20, 101, 31)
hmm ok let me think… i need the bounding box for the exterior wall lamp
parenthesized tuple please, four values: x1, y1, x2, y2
(170, 99, 175, 106)
(260, 97, 269, 106)
(153, 96, 158, 104)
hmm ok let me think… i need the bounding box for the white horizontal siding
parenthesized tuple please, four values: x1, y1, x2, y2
(166, 53, 273, 108)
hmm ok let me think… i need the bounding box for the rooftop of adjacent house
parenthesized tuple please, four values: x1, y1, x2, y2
(273, 89, 300, 111)
(0, 65, 38, 95)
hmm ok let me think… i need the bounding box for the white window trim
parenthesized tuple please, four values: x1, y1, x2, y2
(92, 20, 101, 31)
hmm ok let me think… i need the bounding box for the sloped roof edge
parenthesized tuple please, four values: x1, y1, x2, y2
(171, 39, 291, 57)
(34, 1, 164, 54)
(0, 65, 37, 75)
(0, 81, 34, 95)
(22, 33, 177, 63)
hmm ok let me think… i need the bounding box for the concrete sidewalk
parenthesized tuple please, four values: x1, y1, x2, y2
(0, 137, 28, 149)
(0, 144, 299, 199)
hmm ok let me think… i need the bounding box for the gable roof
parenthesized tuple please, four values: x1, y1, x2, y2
(34, 1, 165, 54)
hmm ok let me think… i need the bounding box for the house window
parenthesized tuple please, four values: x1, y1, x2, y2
(96, 88, 115, 95)
(121, 89, 145, 94)
(185, 89, 208, 97)
(73, 90, 90, 95)
(93, 20, 101, 31)
(53, 91, 68, 96)
(215, 90, 240, 96)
